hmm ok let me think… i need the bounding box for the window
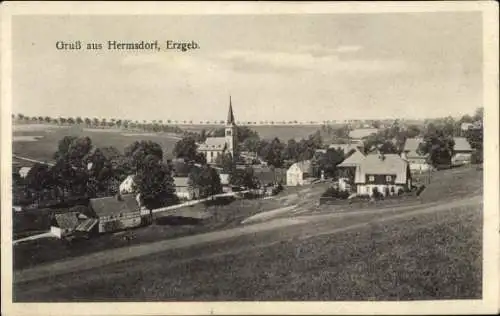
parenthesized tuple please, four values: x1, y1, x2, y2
(386, 175, 392, 182)
(368, 175, 375, 182)
(226, 130, 232, 136)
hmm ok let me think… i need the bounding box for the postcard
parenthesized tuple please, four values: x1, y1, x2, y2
(1, 1, 499, 315)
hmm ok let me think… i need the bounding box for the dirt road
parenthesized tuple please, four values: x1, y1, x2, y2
(14, 194, 482, 285)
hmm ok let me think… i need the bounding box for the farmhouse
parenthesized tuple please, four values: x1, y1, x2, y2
(355, 153, 412, 196)
(119, 175, 136, 194)
(286, 160, 312, 186)
(452, 137, 473, 166)
(88, 194, 142, 233)
(401, 137, 431, 172)
(197, 97, 238, 164)
(337, 148, 366, 191)
(174, 176, 199, 200)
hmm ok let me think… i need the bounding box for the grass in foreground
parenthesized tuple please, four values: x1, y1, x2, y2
(15, 202, 482, 301)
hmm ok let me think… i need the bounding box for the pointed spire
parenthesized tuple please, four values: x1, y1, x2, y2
(227, 95, 235, 125)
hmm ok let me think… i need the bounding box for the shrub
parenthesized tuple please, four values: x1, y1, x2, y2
(372, 187, 384, 200)
(390, 186, 395, 195)
(384, 186, 390, 197)
(416, 185, 426, 196)
(397, 188, 404, 196)
(322, 187, 350, 199)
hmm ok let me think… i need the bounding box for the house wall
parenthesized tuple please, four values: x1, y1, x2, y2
(50, 226, 63, 238)
(204, 150, 223, 164)
(357, 184, 406, 196)
(364, 174, 397, 185)
(98, 212, 141, 233)
(286, 167, 304, 186)
(452, 152, 472, 165)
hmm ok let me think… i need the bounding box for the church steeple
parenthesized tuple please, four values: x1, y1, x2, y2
(227, 96, 235, 125)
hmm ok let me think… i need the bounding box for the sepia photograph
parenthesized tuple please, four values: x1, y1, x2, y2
(1, 2, 498, 315)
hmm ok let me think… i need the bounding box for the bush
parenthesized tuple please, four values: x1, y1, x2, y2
(384, 187, 390, 197)
(390, 186, 395, 195)
(322, 187, 350, 199)
(397, 188, 404, 196)
(416, 185, 426, 196)
(372, 187, 384, 200)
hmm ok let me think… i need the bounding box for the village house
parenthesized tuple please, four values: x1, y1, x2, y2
(197, 97, 238, 164)
(401, 137, 431, 172)
(174, 176, 199, 200)
(87, 194, 142, 234)
(286, 160, 313, 186)
(336, 148, 366, 192)
(50, 211, 80, 238)
(50, 205, 99, 239)
(354, 153, 412, 197)
(452, 137, 473, 166)
(119, 175, 136, 194)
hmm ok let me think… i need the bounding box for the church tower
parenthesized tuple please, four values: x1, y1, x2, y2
(225, 96, 237, 158)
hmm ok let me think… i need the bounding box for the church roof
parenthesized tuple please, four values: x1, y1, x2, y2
(227, 96, 235, 125)
(198, 137, 227, 151)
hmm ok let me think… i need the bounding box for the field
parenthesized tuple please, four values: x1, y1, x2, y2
(12, 123, 325, 163)
(13, 167, 483, 301)
(183, 124, 326, 141)
(12, 124, 181, 162)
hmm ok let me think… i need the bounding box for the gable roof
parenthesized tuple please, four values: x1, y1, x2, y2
(174, 177, 189, 188)
(337, 149, 366, 167)
(198, 137, 227, 151)
(355, 154, 409, 184)
(89, 194, 139, 218)
(403, 137, 427, 158)
(53, 212, 80, 229)
(453, 137, 472, 152)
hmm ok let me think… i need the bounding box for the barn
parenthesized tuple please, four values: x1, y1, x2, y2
(88, 194, 142, 233)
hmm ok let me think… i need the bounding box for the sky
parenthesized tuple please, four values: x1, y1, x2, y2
(12, 13, 483, 122)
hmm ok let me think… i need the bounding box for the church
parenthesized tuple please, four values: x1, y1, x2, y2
(197, 97, 238, 164)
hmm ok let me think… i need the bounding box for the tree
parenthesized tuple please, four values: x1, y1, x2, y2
(405, 125, 422, 138)
(230, 167, 258, 189)
(125, 140, 164, 172)
(259, 138, 284, 168)
(173, 136, 198, 162)
(283, 139, 299, 162)
(66, 137, 93, 168)
(418, 127, 455, 168)
(188, 165, 222, 198)
(466, 125, 483, 164)
(54, 136, 78, 160)
(473, 107, 483, 122)
(135, 155, 177, 209)
(215, 153, 234, 173)
(243, 137, 260, 154)
(76, 117, 83, 125)
(314, 148, 345, 178)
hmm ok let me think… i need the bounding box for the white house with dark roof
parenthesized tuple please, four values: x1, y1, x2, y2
(355, 153, 412, 196)
(197, 97, 238, 164)
(286, 160, 313, 186)
(401, 137, 431, 172)
(337, 148, 366, 191)
(452, 137, 473, 166)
